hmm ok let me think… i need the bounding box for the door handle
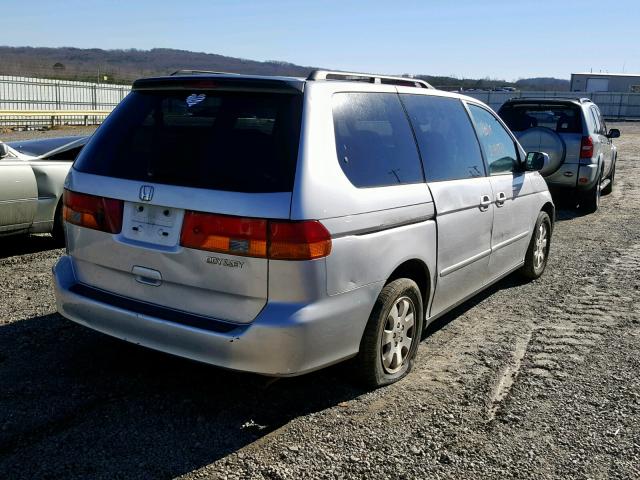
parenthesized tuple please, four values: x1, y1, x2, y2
(496, 192, 507, 207)
(479, 195, 491, 211)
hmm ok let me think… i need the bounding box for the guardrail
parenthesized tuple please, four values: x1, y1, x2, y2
(0, 109, 112, 128)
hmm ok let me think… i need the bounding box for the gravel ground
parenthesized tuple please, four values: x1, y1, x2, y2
(0, 124, 639, 479)
(1, 125, 98, 142)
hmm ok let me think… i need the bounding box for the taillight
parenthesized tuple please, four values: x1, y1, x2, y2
(180, 212, 268, 258)
(580, 136, 594, 159)
(269, 221, 332, 260)
(180, 212, 332, 260)
(63, 189, 123, 234)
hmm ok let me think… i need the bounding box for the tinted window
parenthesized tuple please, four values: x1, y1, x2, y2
(401, 95, 485, 181)
(46, 146, 84, 161)
(468, 104, 518, 175)
(332, 93, 423, 188)
(499, 104, 582, 134)
(591, 106, 606, 134)
(7, 136, 86, 157)
(74, 90, 302, 193)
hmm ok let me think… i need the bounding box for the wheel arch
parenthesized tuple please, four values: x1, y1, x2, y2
(385, 259, 431, 316)
(540, 201, 555, 230)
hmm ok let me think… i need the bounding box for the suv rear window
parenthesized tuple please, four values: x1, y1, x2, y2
(499, 103, 582, 134)
(74, 90, 302, 193)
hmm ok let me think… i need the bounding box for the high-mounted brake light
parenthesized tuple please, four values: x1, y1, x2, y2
(63, 189, 123, 234)
(180, 212, 332, 260)
(580, 136, 594, 159)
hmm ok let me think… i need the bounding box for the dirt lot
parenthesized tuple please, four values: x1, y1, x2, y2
(0, 124, 639, 479)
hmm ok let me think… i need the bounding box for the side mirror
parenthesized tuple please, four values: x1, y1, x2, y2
(607, 128, 620, 139)
(525, 151, 549, 172)
(0, 143, 8, 159)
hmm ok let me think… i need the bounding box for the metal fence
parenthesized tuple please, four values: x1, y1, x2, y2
(463, 90, 640, 120)
(0, 75, 130, 127)
(2, 75, 640, 128)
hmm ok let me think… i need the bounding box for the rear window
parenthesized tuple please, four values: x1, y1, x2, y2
(499, 104, 583, 134)
(74, 90, 302, 193)
(332, 92, 423, 188)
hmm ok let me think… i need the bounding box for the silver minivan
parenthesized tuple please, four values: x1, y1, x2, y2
(53, 70, 554, 387)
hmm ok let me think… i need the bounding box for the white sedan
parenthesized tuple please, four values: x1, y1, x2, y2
(0, 136, 88, 242)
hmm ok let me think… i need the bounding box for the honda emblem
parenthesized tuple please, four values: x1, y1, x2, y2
(139, 185, 154, 202)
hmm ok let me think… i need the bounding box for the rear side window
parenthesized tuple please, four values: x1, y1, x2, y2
(74, 90, 302, 193)
(332, 93, 423, 188)
(401, 94, 485, 182)
(468, 104, 519, 175)
(499, 103, 583, 134)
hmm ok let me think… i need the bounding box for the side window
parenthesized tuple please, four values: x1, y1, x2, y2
(468, 104, 519, 176)
(401, 95, 485, 181)
(332, 93, 423, 188)
(590, 107, 603, 134)
(595, 107, 607, 134)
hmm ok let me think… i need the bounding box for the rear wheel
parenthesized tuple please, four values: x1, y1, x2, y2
(354, 278, 424, 388)
(602, 162, 615, 195)
(579, 173, 602, 214)
(520, 211, 551, 280)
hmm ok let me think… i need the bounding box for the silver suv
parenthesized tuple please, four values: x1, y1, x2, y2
(498, 98, 620, 213)
(53, 70, 554, 387)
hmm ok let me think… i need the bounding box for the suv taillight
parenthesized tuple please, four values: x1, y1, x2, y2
(180, 211, 331, 260)
(580, 136, 594, 159)
(63, 189, 123, 234)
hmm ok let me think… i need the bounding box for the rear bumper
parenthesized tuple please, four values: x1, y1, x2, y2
(545, 162, 599, 192)
(53, 255, 380, 376)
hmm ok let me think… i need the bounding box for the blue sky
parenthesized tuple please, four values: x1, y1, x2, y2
(3, 0, 639, 80)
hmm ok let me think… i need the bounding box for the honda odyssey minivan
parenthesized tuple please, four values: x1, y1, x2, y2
(53, 70, 554, 387)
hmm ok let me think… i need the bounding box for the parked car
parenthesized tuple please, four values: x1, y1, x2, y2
(53, 70, 554, 387)
(0, 136, 88, 241)
(497, 98, 619, 212)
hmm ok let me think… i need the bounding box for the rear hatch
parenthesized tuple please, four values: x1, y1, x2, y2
(499, 101, 583, 176)
(66, 76, 304, 324)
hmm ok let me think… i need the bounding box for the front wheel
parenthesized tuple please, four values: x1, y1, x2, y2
(354, 278, 424, 388)
(51, 200, 65, 246)
(520, 211, 551, 280)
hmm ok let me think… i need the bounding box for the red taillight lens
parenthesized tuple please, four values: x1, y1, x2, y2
(269, 220, 332, 260)
(180, 212, 268, 257)
(179, 212, 332, 260)
(63, 189, 123, 234)
(580, 136, 594, 159)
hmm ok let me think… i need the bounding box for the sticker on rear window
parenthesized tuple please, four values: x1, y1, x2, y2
(186, 93, 206, 107)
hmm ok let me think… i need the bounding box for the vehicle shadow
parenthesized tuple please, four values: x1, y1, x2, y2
(424, 273, 528, 337)
(0, 234, 62, 259)
(0, 272, 532, 479)
(0, 313, 365, 479)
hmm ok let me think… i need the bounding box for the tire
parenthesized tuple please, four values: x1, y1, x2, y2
(51, 200, 65, 246)
(602, 162, 615, 195)
(520, 211, 552, 280)
(354, 278, 424, 388)
(579, 173, 601, 214)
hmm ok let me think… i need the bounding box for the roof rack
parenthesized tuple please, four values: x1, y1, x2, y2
(170, 69, 242, 76)
(307, 70, 434, 89)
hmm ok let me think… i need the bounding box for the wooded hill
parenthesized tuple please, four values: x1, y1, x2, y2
(0, 46, 569, 91)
